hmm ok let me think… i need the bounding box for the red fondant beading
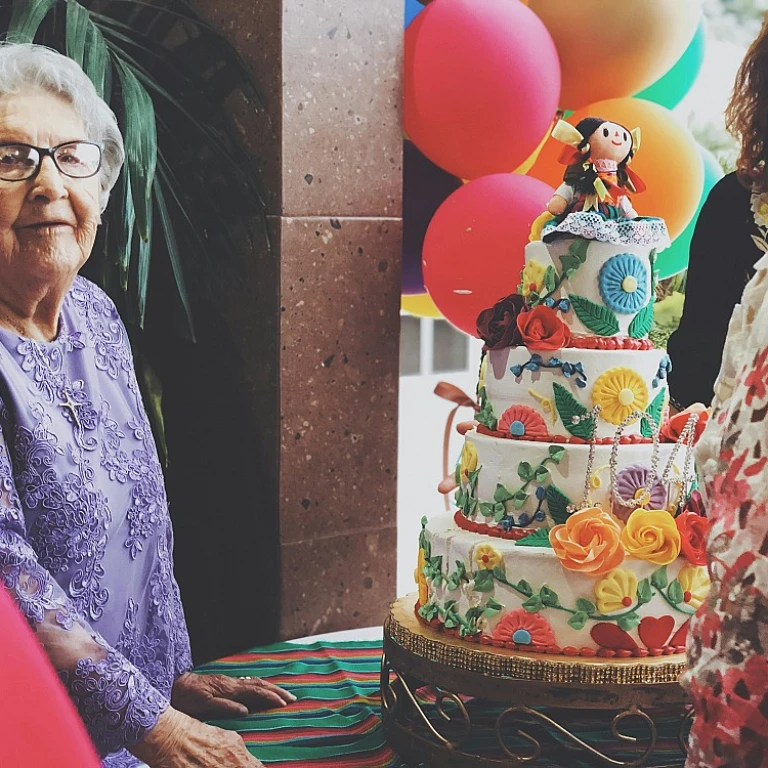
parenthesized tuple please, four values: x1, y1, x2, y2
(414, 603, 685, 659)
(567, 335, 654, 351)
(475, 424, 654, 445)
(453, 509, 537, 540)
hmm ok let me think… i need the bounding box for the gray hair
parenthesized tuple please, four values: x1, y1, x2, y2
(0, 43, 124, 211)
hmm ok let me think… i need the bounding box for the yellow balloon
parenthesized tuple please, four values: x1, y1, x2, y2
(514, 123, 553, 174)
(401, 293, 443, 318)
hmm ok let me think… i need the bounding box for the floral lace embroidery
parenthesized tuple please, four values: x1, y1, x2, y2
(542, 211, 671, 248)
(61, 648, 169, 757)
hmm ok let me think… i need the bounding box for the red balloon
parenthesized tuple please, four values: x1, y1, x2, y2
(404, 0, 561, 180)
(423, 174, 555, 335)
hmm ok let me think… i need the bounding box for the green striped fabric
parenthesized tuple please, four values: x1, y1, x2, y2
(196, 640, 688, 767)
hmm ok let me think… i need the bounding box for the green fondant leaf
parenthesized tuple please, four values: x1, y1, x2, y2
(419, 602, 438, 621)
(570, 294, 620, 336)
(559, 239, 589, 280)
(494, 484, 515, 504)
(476, 401, 497, 431)
(516, 579, 533, 597)
(465, 606, 483, 623)
(642, 390, 666, 439)
(468, 468, 481, 488)
(535, 465, 550, 483)
(668, 579, 685, 606)
(568, 611, 588, 631)
(473, 569, 495, 593)
(539, 586, 560, 608)
(479, 502, 496, 518)
(637, 578, 653, 605)
(617, 612, 641, 631)
(444, 615, 459, 629)
(628, 302, 654, 340)
(467, 498, 478, 518)
(515, 529, 553, 548)
(493, 508, 506, 523)
(522, 595, 543, 613)
(484, 598, 503, 619)
(553, 383, 594, 440)
(513, 490, 530, 510)
(543, 265, 557, 293)
(576, 598, 597, 616)
(517, 462, 534, 482)
(492, 565, 507, 581)
(443, 599, 457, 613)
(650, 566, 669, 590)
(548, 445, 567, 464)
(459, 624, 480, 638)
(546, 484, 572, 525)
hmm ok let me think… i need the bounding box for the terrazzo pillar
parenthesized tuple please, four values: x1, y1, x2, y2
(194, 0, 404, 642)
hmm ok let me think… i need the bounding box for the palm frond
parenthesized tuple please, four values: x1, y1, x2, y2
(7, 0, 58, 42)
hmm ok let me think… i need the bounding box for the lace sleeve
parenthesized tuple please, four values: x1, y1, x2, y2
(0, 442, 168, 756)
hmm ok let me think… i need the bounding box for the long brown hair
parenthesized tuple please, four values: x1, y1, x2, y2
(727, 14, 768, 189)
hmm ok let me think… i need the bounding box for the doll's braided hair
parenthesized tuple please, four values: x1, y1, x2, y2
(564, 116, 636, 195)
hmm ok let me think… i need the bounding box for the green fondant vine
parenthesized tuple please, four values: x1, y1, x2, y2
(527, 240, 589, 307)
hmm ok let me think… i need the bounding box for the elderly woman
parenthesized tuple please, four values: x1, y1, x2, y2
(0, 43, 293, 767)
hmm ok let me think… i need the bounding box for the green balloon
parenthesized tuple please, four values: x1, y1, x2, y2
(635, 21, 706, 110)
(655, 144, 723, 280)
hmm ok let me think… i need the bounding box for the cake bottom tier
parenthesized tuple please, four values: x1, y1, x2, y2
(418, 513, 708, 658)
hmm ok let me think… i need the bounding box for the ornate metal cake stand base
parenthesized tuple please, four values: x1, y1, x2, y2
(382, 595, 693, 767)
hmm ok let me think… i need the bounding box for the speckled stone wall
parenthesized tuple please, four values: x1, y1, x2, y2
(195, 0, 403, 643)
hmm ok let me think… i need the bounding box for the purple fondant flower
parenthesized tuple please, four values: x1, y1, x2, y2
(613, 464, 667, 523)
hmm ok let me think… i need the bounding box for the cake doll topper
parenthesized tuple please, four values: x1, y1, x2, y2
(546, 116, 645, 220)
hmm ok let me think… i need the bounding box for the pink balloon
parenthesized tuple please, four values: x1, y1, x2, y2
(423, 174, 555, 336)
(405, 0, 561, 180)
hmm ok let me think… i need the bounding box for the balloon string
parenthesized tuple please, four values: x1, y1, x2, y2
(434, 382, 478, 511)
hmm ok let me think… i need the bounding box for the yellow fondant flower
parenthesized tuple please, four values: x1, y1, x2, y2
(520, 259, 547, 298)
(459, 442, 478, 483)
(415, 548, 429, 605)
(592, 367, 649, 426)
(752, 192, 768, 229)
(474, 544, 502, 571)
(620, 509, 681, 565)
(594, 568, 638, 614)
(678, 565, 711, 610)
(549, 506, 625, 576)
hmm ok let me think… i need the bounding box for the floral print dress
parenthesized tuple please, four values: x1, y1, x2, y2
(683, 191, 768, 767)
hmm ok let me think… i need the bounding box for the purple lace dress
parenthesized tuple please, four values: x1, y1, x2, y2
(0, 276, 192, 767)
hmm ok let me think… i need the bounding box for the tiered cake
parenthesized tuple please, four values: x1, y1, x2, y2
(417, 214, 710, 658)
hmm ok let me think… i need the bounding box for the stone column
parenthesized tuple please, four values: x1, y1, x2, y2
(194, 0, 403, 643)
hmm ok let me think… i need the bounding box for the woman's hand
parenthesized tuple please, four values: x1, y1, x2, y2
(171, 671, 297, 720)
(130, 707, 264, 767)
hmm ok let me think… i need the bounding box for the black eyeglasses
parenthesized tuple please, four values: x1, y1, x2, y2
(0, 141, 102, 181)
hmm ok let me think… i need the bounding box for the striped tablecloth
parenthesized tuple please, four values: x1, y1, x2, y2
(196, 640, 688, 767)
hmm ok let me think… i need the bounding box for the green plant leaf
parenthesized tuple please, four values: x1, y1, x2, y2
(515, 529, 553, 548)
(539, 586, 560, 607)
(642, 390, 666, 439)
(522, 595, 543, 613)
(576, 598, 597, 616)
(545, 484, 572, 525)
(82, 18, 110, 101)
(637, 578, 653, 605)
(568, 611, 588, 630)
(548, 445, 566, 464)
(7, 0, 58, 42)
(617, 612, 641, 631)
(650, 566, 669, 590)
(473, 569, 495, 593)
(570, 294, 620, 336)
(516, 580, 533, 597)
(628, 302, 654, 340)
(65, 0, 90, 70)
(667, 579, 685, 605)
(494, 484, 514, 504)
(553, 383, 594, 439)
(517, 462, 534, 482)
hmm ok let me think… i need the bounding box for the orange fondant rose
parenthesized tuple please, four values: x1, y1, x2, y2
(549, 507, 625, 576)
(516, 305, 571, 351)
(661, 403, 709, 445)
(620, 509, 681, 565)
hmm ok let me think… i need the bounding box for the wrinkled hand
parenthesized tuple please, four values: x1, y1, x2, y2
(130, 707, 264, 767)
(171, 671, 297, 720)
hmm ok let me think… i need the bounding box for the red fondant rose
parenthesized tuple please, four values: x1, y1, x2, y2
(516, 305, 571, 351)
(476, 293, 527, 350)
(675, 509, 710, 566)
(661, 403, 709, 445)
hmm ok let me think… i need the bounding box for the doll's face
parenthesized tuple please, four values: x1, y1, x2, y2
(588, 122, 632, 163)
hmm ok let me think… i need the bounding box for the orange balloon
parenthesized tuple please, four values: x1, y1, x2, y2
(514, 122, 553, 175)
(528, 0, 701, 111)
(527, 98, 703, 240)
(401, 293, 443, 318)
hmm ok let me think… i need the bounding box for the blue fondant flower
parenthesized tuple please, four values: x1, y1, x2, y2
(599, 254, 649, 314)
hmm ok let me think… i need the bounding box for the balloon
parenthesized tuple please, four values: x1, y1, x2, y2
(405, 0, 424, 27)
(401, 292, 443, 318)
(656, 145, 724, 279)
(528, 0, 701, 111)
(403, 141, 463, 294)
(404, 0, 561, 179)
(422, 174, 555, 335)
(513, 123, 554, 175)
(528, 98, 704, 240)
(635, 20, 706, 109)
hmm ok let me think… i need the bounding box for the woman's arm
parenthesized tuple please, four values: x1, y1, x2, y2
(667, 173, 754, 408)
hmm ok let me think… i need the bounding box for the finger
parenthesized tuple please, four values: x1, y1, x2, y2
(253, 680, 297, 704)
(202, 697, 250, 719)
(223, 677, 297, 707)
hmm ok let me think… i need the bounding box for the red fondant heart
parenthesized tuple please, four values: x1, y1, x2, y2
(638, 616, 675, 649)
(669, 620, 690, 648)
(590, 623, 639, 651)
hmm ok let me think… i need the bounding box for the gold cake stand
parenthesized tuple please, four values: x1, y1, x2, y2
(381, 595, 692, 767)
